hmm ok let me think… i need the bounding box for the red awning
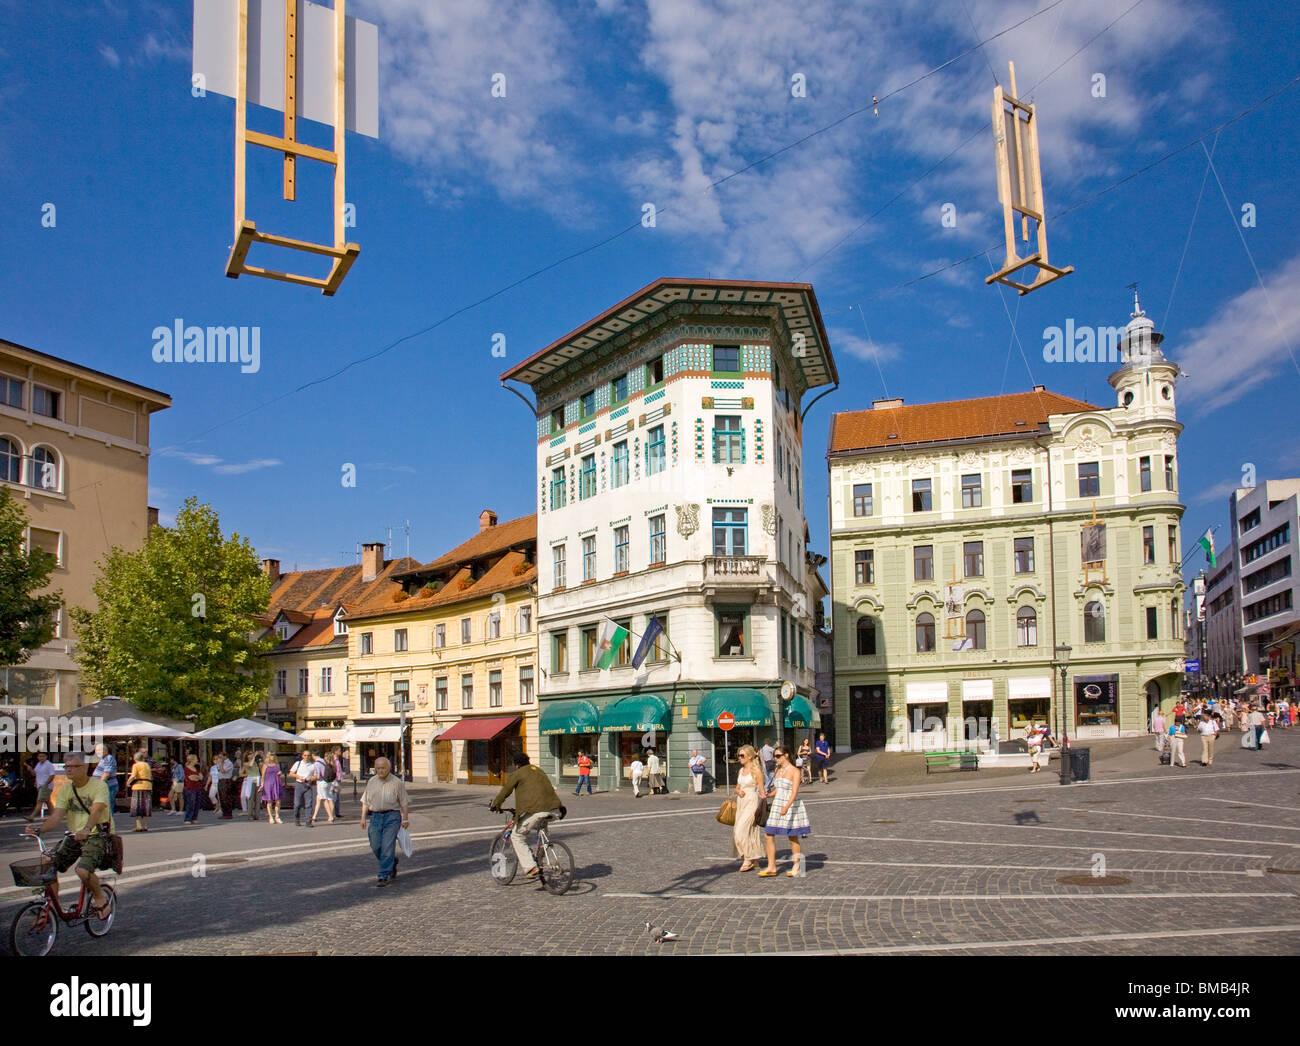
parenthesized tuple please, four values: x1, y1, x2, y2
(435, 716, 521, 742)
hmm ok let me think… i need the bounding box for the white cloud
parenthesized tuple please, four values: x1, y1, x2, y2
(829, 328, 900, 365)
(213, 458, 282, 475)
(1176, 251, 1300, 415)
(159, 448, 282, 475)
(1191, 478, 1244, 506)
(98, 44, 121, 68)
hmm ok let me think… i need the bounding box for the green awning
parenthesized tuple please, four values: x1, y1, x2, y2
(539, 699, 600, 736)
(784, 694, 820, 729)
(698, 688, 774, 729)
(598, 694, 670, 733)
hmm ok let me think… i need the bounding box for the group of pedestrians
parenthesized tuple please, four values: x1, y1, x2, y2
(730, 742, 811, 876)
(1151, 696, 1283, 768)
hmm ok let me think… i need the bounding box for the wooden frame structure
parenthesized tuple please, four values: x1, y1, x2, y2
(1081, 505, 1108, 586)
(226, 0, 360, 295)
(944, 571, 966, 640)
(985, 62, 1072, 296)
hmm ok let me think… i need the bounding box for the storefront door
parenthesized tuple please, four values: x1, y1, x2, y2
(434, 740, 453, 783)
(851, 686, 887, 749)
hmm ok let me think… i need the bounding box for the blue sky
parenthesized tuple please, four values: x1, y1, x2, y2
(2, 0, 1298, 582)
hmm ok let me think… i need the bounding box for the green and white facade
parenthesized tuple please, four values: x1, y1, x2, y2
(829, 300, 1187, 751)
(502, 278, 838, 791)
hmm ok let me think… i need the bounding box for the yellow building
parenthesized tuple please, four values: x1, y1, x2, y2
(345, 511, 538, 785)
(0, 338, 171, 710)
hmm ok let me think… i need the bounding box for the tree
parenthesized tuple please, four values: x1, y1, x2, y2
(70, 497, 273, 728)
(0, 487, 62, 694)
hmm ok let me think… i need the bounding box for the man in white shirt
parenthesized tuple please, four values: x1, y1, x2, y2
(689, 750, 707, 793)
(26, 752, 59, 821)
(646, 749, 663, 795)
(629, 755, 644, 798)
(290, 750, 318, 826)
(216, 750, 236, 818)
(1197, 713, 1218, 766)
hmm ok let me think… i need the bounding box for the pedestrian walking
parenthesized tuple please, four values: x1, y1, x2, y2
(207, 755, 221, 809)
(1167, 719, 1187, 768)
(26, 752, 57, 821)
(759, 744, 810, 877)
(629, 754, 644, 798)
(573, 750, 594, 796)
(797, 737, 813, 784)
(311, 750, 336, 824)
(260, 753, 283, 823)
(330, 748, 346, 820)
(814, 732, 831, 785)
(646, 749, 664, 794)
(1197, 712, 1217, 766)
(290, 750, 318, 826)
(1026, 722, 1046, 774)
(731, 745, 765, 872)
(92, 744, 118, 817)
(759, 738, 776, 790)
(183, 754, 204, 823)
(688, 750, 706, 794)
(126, 749, 153, 831)
(216, 750, 236, 818)
(167, 757, 184, 815)
(1151, 708, 1167, 756)
(360, 757, 409, 887)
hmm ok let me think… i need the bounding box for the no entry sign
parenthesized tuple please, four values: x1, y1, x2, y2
(718, 712, 736, 732)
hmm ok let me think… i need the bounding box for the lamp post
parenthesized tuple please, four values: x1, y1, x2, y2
(1054, 643, 1072, 786)
(389, 693, 414, 780)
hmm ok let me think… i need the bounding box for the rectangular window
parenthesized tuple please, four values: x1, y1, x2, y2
(550, 466, 566, 510)
(651, 612, 670, 661)
(712, 507, 748, 556)
(611, 441, 629, 488)
(1171, 599, 1179, 640)
(1143, 525, 1155, 564)
(298, 668, 309, 695)
(718, 607, 746, 657)
(582, 535, 596, 581)
(1168, 525, 1177, 563)
(855, 549, 874, 585)
(614, 525, 629, 573)
(518, 605, 533, 633)
(489, 669, 503, 708)
(914, 545, 934, 581)
(780, 610, 788, 662)
(551, 631, 568, 674)
(646, 355, 664, 386)
(31, 386, 59, 419)
(360, 681, 374, 714)
(612, 373, 628, 403)
(435, 677, 448, 711)
(650, 515, 666, 565)
(580, 454, 596, 499)
(795, 465, 801, 507)
(961, 474, 982, 509)
(519, 666, 534, 705)
(1139, 456, 1152, 492)
(713, 415, 743, 463)
(582, 626, 599, 670)
(319, 666, 332, 693)
(27, 527, 61, 565)
(1079, 461, 1100, 498)
(434, 623, 446, 648)
(394, 628, 408, 652)
(551, 407, 565, 433)
(580, 390, 596, 419)
(912, 478, 932, 512)
(615, 618, 632, 665)
(360, 632, 373, 655)
(777, 443, 783, 478)
(394, 680, 409, 708)
(461, 673, 474, 709)
(1165, 455, 1175, 490)
(786, 447, 793, 494)
(852, 483, 873, 517)
(1013, 536, 1035, 573)
(647, 425, 666, 475)
(963, 540, 984, 577)
(274, 670, 287, 696)
(1011, 469, 1033, 503)
(1145, 606, 1158, 640)
(713, 344, 741, 372)
(553, 544, 566, 588)
(3, 377, 21, 409)
(461, 618, 471, 643)
(487, 612, 501, 639)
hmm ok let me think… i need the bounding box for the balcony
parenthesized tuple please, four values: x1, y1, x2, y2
(703, 555, 774, 601)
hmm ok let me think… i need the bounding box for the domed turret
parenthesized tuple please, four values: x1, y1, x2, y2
(1108, 288, 1178, 417)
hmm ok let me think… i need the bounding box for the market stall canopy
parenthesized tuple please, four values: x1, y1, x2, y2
(434, 716, 520, 742)
(71, 696, 193, 733)
(539, 699, 600, 736)
(73, 717, 197, 739)
(698, 688, 774, 729)
(191, 718, 307, 743)
(783, 695, 820, 729)
(598, 694, 670, 733)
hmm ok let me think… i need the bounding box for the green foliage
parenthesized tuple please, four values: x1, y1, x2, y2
(0, 487, 62, 685)
(70, 497, 273, 729)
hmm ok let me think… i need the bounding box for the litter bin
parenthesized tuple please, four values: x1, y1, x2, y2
(1069, 747, 1091, 782)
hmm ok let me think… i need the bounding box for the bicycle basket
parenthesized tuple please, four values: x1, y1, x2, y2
(10, 859, 55, 888)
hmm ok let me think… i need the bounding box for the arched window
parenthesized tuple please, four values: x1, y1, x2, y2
(0, 438, 20, 484)
(915, 612, 935, 653)
(1084, 601, 1106, 643)
(1016, 606, 1037, 647)
(967, 609, 987, 649)
(856, 616, 877, 657)
(31, 445, 59, 492)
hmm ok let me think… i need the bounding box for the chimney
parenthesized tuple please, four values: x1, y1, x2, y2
(261, 558, 280, 584)
(1032, 384, 1045, 392)
(479, 509, 498, 532)
(872, 397, 904, 409)
(147, 506, 160, 530)
(362, 542, 385, 581)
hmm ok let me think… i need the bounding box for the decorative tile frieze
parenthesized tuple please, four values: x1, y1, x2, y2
(578, 421, 596, 435)
(644, 389, 666, 405)
(754, 418, 765, 464)
(609, 516, 630, 527)
(610, 406, 629, 420)
(671, 420, 678, 465)
(645, 504, 668, 516)
(711, 380, 744, 389)
(694, 417, 705, 461)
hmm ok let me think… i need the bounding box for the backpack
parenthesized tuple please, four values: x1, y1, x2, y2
(324, 759, 337, 783)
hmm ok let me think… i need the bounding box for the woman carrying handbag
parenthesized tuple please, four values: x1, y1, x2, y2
(729, 745, 766, 872)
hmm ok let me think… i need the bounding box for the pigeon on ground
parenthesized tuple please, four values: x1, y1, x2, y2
(646, 921, 679, 943)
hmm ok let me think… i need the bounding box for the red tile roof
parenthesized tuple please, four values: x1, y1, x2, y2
(350, 550, 537, 622)
(396, 514, 536, 576)
(829, 389, 1098, 453)
(265, 558, 419, 621)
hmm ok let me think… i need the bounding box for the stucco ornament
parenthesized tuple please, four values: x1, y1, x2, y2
(675, 503, 700, 539)
(1011, 446, 1032, 464)
(1077, 427, 1100, 456)
(959, 451, 980, 468)
(852, 460, 870, 478)
(761, 503, 777, 536)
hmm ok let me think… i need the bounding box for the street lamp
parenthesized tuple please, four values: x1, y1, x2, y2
(389, 693, 413, 780)
(1054, 643, 1072, 786)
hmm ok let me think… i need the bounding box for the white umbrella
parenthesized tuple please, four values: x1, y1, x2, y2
(72, 717, 197, 739)
(191, 718, 307, 743)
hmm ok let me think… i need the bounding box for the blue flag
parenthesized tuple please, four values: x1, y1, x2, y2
(631, 616, 665, 669)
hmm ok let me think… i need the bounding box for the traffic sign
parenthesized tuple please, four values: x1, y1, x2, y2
(1184, 659, 1201, 673)
(717, 712, 736, 732)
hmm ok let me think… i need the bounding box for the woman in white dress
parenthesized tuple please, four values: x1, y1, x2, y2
(731, 745, 766, 871)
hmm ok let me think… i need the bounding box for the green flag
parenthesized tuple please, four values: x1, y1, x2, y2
(596, 618, 629, 670)
(1197, 528, 1216, 568)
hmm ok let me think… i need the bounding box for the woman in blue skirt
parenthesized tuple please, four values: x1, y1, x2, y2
(759, 744, 810, 877)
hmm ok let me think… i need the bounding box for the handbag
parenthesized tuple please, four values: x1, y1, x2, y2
(753, 795, 769, 825)
(716, 798, 736, 826)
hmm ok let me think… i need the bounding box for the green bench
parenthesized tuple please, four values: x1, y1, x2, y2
(923, 749, 980, 774)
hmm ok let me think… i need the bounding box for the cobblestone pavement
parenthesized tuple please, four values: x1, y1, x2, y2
(4, 730, 1299, 955)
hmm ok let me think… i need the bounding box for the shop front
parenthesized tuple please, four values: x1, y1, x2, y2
(783, 694, 821, 749)
(960, 679, 994, 745)
(347, 723, 408, 779)
(435, 715, 524, 786)
(1074, 674, 1120, 739)
(1007, 676, 1053, 739)
(599, 694, 671, 792)
(540, 699, 601, 785)
(903, 681, 949, 751)
(698, 687, 775, 788)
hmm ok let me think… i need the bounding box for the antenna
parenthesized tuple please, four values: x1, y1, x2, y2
(386, 520, 411, 560)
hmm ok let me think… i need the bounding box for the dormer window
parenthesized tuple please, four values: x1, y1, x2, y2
(333, 608, 348, 636)
(276, 623, 290, 641)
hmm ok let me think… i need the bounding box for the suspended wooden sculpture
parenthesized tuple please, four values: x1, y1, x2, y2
(985, 62, 1073, 295)
(193, 0, 378, 294)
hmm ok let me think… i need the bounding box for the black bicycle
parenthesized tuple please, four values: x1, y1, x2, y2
(489, 806, 574, 895)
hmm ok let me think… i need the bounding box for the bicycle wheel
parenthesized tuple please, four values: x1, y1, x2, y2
(489, 833, 517, 885)
(11, 901, 57, 956)
(536, 838, 574, 895)
(85, 885, 116, 938)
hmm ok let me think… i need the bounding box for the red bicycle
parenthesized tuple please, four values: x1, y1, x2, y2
(9, 832, 116, 956)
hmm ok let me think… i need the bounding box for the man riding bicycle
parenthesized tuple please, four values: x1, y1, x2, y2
(489, 752, 562, 880)
(24, 752, 115, 919)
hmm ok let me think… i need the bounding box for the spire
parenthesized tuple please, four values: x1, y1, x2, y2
(1128, 281, 1143, 319)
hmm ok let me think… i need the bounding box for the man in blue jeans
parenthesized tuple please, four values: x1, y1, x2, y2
(360, 757, 409, 887)
(291, 750, 318, 826)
